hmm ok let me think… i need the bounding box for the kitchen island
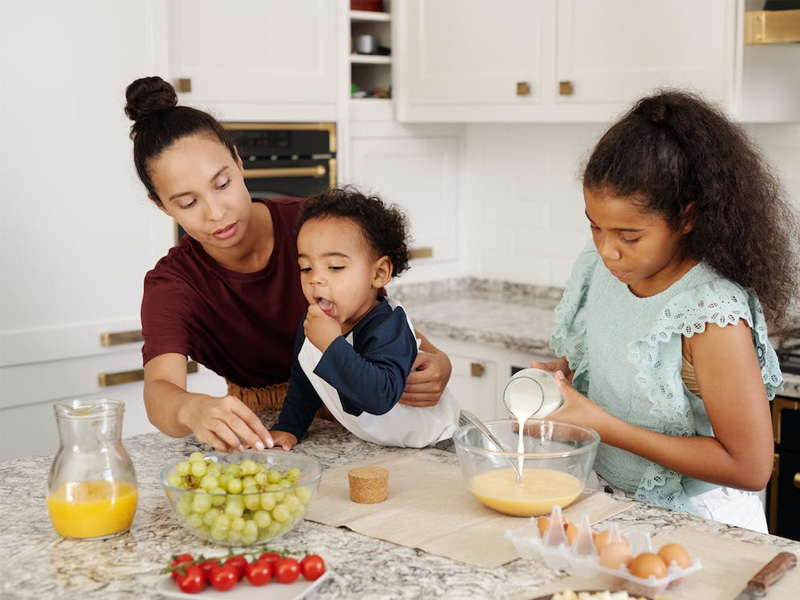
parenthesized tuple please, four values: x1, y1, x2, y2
(3, 413, 800, 600)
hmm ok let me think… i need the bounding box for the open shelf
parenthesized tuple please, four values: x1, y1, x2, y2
(350, 10, 391, 23)
(350, 55, 391, 65)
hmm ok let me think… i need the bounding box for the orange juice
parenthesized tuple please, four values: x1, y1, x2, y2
(470, 468, 582, 516)
(47, 480, 138, 539)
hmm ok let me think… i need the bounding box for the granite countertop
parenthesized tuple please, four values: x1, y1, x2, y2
(390, 278, 800, 399)
(4, 415, 800, 600)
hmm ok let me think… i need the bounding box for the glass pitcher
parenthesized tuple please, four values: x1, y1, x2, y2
(46, 398, 138, 540)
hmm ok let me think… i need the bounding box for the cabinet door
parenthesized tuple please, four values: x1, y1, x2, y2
(169, 0, 337, 119)
(397, 0, 549, 121)
(444, 349, 499, 422)
(348, 135, 459, 264)
(556, 0, 736, 114)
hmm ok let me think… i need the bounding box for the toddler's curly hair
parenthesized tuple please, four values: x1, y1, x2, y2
(298, 186, 411, 277)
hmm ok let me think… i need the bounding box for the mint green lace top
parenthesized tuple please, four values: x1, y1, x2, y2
(550, 244, 784, 514)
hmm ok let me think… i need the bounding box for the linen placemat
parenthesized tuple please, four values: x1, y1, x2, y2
(305, 452, 633, 569)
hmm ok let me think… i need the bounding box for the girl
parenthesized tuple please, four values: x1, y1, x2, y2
(124, 76, 453, 454)
(535, 89, 799, 531)
(270, 187, 460, 449)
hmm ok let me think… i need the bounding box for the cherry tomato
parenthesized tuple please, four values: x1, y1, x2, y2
(274, 557, 301, 584)
(198, 559, 220, 583)
(175, 565, 205, 594)
(258, 552, 282, 566)
(300, 554, 326, 581)
(209, 564, 239, 591)
(170, 553, 195, 581)
(224, 555, 248, 581)
(245, 560, 273, 586)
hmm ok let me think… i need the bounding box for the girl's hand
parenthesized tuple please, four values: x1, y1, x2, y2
(530, 356, 574, 383)
(547, 371, 611, 437)
(304, 304, 343, 352)
(269, 430, 298, 451)
(181, 395, 274, 454)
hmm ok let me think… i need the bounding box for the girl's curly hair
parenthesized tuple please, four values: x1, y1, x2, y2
(298, 186, 411, 277)
(583, 89, 800, 329)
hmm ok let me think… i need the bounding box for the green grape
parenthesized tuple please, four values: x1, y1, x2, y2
(188, 451, 205, 463)
(207, 462, 222, 477)
(203, 508, 221, 526)
(273, 491, 286, 502)
(199, 475, 219, 491)
(167, 473, 183, 488)
(286, 467, 301, 481)
(272, 503, 291, 523)
(176, 494, 193, 516)
(240, 460, 258, 476)
(242, 475, 256, 489)
(219, 473, 232, 488)
(284, 494, 301, 513)
(254, 471, 268, 486)
(211, 525, 228, 541)
(241, 523, 258, 545)
(230, 516, 245, 532)
(227, 529, 243, 544)
(176, 461, 191, 477)
(186, 513, 204, 530)
(267, 521, 283, 537)
(209, 488, 226, 507)
(190, 460, 208, 478)
(226, 478, 243, 494)
(191, 494, 212, 514)
(223, 463, 240, 477)
(252, 509, 272, 529)
(267, 469, 282, 484)
(296, 487, 312, 503)
(260, 493, 277, 511)
(243, 493, 260, 512)
(225, 497, 245, 518)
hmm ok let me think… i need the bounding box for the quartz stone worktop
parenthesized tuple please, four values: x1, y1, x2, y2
(390, 278, 800, 399)
(4, 414, 800, 600)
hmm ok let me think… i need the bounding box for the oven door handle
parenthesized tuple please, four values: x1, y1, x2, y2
(242, 165, 326, 179)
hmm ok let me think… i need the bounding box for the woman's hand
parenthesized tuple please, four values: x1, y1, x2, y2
(530, 356, 574, 383)
(399, 334, 452, 407)
(269, 430, 298, 452)
(179, 394, 275, 454)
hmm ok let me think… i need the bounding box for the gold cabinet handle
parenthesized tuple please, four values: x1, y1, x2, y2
(744, 9, 800, 45)
(99, 361, 198, 387)
(176, 78, 192, 93)
(100, 330, 143, 347)
(794, 472, 800, 489)
(470, 362, 485, 378)
(516, 81, 531, 96)
(559, 81, 574, 96)
(242, 165, 326, 179)
(409, 247, 433, 259)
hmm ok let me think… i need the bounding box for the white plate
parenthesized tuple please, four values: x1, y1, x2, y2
(156, 569, 331, 599)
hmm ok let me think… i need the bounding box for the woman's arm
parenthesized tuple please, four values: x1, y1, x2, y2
(549, 321, 774, 491)
(144, 353, 273, 453)
(398, 332, 453, 407)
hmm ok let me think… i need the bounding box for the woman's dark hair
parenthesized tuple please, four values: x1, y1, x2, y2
(124, 76, 237, 204)
(299, 186, 412, 277)
(583, 88, 800, 328)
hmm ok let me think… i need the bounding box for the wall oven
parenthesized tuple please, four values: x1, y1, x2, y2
(176, 122, 336, 241)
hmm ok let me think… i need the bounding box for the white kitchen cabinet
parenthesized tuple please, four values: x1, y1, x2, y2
(0, 1, 224, 461)
(345, 121, 464, 280)
(396, 0, 738, 122)
(429, 336, 553, 421)
(168, 0, 339, 121)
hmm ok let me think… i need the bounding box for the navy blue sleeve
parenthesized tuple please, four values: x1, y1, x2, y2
(271, 318, 323, 441)
(314, 306, 417, 416)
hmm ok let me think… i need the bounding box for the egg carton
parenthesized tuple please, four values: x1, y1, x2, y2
(505, 505, 702, 598)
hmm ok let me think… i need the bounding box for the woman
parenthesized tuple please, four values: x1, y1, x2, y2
(125, 76, 452, 453)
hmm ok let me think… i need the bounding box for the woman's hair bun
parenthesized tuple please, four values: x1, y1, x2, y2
(124, 76, 178, 122)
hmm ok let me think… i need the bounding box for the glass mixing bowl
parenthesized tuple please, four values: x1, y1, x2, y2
(453, 419, 599, 517)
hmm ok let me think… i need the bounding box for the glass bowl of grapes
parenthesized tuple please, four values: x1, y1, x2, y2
(160, 450, 322, 546)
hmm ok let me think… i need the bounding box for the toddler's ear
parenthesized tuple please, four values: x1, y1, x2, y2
(681, 201, 696, 233)
(372, 255, 393, 288)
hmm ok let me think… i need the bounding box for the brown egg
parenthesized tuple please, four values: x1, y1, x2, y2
(537, 517, 550, 538)
(628, 552, 668, 579)
(598, 541, 634, 569)
(658, 543, 691, 568)
(565, 522, 580, 545)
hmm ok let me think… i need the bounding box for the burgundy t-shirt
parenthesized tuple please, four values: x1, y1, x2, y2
(141, 197, 307, 388)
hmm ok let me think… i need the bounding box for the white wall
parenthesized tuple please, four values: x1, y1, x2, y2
(462, 122, 800, 287)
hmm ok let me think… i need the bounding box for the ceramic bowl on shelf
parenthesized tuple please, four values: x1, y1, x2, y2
(452, 419, 599, 517)
(160, 450, 322, 546)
